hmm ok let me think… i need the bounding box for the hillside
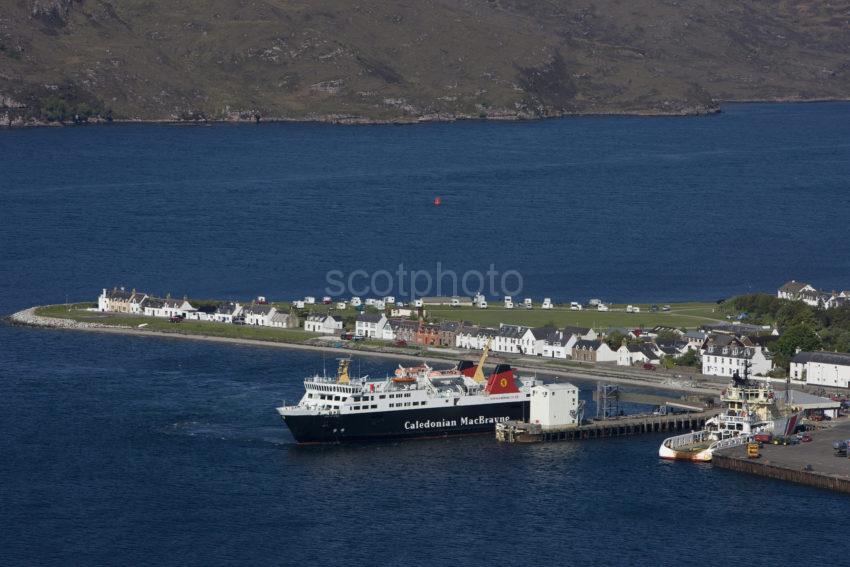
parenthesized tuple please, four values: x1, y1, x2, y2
(2, 0, 849, 125)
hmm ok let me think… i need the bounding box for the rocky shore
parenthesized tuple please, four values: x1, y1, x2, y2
(7, 306, 130, 330)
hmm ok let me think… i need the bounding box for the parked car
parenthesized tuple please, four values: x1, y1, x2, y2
(799, 432, 813, 443)
(662, 305, 671, 312)
(395, 339, 408, 347)
(340, 332, 354, 340)
(169, 314, 185, 323)
(643, 363, 656, 371)
(753, 433, 773, 444)
(352, 335, 365, 342)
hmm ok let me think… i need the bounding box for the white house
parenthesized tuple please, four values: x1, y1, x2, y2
(98, 287, 149, 314)
(143, 297, 195, 319)
(455, 326, 497, 350)
(355, 313, 387, 338)
(701, 334, 773, 377)
(304, 314, 342, 334)
(269, 312, 297, 329)
(213, 302, 243, 323)
(493, 324, 528, 354)
(617, 343, 663, 366)
(520, 327, 557, 356)
(541, 334, 569, 359)
(777, 280, 822, 306)
(382, 319, 402, 341)
(243, 304, 277, 326)
(790, 351, 850, 388)
(571, 340, 618, 363)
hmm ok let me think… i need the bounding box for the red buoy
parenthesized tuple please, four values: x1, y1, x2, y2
(434, 196, 442, 206)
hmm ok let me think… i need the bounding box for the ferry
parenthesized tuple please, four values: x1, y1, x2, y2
(277, 343, 538, 443)
(658, 370, 802, 462)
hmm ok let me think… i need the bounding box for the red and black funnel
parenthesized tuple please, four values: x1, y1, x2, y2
(485, 364, 520, 394)
(456, 360, 477, 377)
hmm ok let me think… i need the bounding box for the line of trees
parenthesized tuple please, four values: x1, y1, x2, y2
(726, 293, 850, 368)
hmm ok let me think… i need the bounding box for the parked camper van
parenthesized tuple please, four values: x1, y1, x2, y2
(541, 298, 553, 309)
(570, 301, 582, 311)
(597, 303, 609, 312)
(504, 296, 514, 309)
(350, 297, 362, 307)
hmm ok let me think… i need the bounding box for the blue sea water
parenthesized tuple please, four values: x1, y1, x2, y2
(1, 103, 849, 565)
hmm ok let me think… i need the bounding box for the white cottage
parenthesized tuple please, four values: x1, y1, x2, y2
(304, 314, 342, 334)
(790, 351, 850, 388)
(243, 304, 277, 326)
(355, 313, 388, 338)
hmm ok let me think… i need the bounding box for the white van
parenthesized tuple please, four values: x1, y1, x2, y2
(597, 303, 609, 312)
(505, 296, 514, 309)
(570, 301, 582, 311)
(304, 296, 316, 304)
(350, 297, 362, 307)
(541, 298, 553, 309)
(478, 300, 488, 309)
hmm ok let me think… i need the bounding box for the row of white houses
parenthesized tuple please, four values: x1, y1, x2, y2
(97, 288, 299, 328)
(778, 280, 850, 309)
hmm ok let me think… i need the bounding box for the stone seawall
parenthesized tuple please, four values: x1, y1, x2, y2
(713, 454, 850, 494)
(7, 307, 129, 330)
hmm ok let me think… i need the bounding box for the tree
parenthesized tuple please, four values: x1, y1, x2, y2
(772, 323, 823, 367)
(605, 331, 626, 349)
(677, 349, 699, 367)
(655, 330, 681, 344)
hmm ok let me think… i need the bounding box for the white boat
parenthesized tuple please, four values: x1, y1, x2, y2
(659, 372, 803, 462)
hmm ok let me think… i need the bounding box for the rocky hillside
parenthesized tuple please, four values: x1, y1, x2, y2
(2, 0, 849, 125)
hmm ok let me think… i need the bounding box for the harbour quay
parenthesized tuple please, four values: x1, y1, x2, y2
(713, 418, 850, 494)
(496, 382, 712, 443)
(496, 411, 713, 443)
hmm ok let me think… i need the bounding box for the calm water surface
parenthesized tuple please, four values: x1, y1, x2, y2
(1, 103, 848, 565)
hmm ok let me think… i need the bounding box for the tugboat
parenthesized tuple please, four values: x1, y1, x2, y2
(277, 341, 539, 443)
(658, 365, 802, 462)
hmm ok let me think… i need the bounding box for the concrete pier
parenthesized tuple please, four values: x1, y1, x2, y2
(496, 411, 712, 443)
(713, 418, 850, 494)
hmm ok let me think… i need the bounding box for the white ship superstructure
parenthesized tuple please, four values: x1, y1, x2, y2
(659, 372, 802, 462)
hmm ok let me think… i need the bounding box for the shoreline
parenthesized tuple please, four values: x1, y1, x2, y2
(1, 106, 719, 129)
(7, 306, 720, 395)
(5, 98, 850, 130)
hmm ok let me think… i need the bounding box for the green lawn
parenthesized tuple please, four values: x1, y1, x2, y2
(35, 304, 317, 343)
(425, 302, 724, 330)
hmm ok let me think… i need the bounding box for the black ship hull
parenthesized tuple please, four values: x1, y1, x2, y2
(283, 400, 530, 444)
